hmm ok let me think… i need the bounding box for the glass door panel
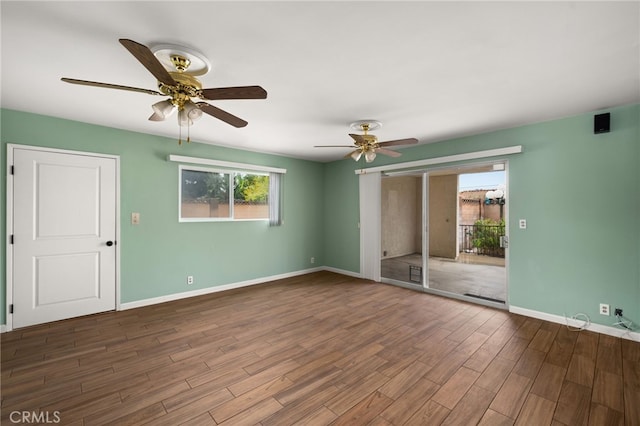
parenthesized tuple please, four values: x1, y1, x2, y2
(380, 173, 425, 288)
(427, 165, 507, 305)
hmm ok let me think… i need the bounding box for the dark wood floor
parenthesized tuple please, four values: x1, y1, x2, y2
(2, 271, 639, 425)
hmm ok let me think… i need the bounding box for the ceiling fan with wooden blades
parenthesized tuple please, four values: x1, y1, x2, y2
(61, 38, 267, 144)
(315, 121, 418, 163)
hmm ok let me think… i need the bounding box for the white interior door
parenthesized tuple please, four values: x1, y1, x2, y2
(11, 147, 117, 328)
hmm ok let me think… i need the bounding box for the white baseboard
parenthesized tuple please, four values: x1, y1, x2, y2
(322, 266, 362, 279)
(510, 305, 639, 342)
(120, 267, 324, 311)
(4, 270, 635, 343)
(0, 267, 340, 332)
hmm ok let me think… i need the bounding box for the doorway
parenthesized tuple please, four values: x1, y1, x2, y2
(380, 162, 508, 307)
(7, 145, 120, 329)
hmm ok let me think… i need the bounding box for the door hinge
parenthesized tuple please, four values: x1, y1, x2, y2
(9, 235, 14, 244)
(9, 304, 14, 314)
(10, 165, 14, 175)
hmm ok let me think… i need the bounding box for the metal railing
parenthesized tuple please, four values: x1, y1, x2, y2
(459, 224, 505, 257)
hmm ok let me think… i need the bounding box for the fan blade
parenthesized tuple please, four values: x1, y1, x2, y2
(200, 86, 267, 100)
(349, 134, 366, 144)
(376, 148, 402, 158)
(61, 78, 163, 96)
(119, 39, 176, 87)
(197, 102, 248, 128)
(314, 145, 356, 148)
(377, 138, 418, 147)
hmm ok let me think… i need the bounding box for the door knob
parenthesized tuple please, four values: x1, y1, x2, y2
(106, 241, 114, 247)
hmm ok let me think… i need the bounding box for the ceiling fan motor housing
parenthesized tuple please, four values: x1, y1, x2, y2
(361, 134, 377, 145)
(158, 72, 203, 107)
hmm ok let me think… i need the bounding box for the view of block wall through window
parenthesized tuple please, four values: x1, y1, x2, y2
(180, 167, 269, 221)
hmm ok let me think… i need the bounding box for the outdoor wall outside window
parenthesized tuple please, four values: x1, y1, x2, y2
(179, 165, 269, 221)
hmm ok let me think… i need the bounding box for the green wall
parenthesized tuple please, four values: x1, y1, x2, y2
(1, 109, 324, 323)
(3, 104, 639, 331)
(322, 103, 640, 329)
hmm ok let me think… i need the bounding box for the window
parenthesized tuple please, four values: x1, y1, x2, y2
(170, 155, 285, 225)
(180, 165, 270, 221)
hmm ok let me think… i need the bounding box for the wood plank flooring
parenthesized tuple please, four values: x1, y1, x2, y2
(2, 271, 639, 425)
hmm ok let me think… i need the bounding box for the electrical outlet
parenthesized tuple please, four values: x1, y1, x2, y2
(310, 257, 315, 264)
(615, 308, 623, 316)
(599, 303, 610, 316)
(187, 276, 194, 285)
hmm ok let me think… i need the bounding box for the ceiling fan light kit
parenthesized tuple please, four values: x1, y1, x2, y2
(151, 99, 176, 119)
(315, 120, 418, 163)
(61, 38, 267, 145)
(364, 150, 377, 163)
(177, 100, 203, 126)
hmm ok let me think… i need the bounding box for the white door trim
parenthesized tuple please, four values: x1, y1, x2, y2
(355, 146, 522, 175)
(5, 144, 121, 332)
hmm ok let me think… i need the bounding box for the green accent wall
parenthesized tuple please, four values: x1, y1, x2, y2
(1, 109, 324, 323)
(322, 103, 640, 329)
(2, 104, 639, 331)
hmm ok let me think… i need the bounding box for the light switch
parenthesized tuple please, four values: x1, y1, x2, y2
(131, 212, 140, 225)
(519, 219, 527, 229)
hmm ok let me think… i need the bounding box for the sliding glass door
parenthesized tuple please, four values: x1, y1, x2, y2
(379, 162, 508, 308)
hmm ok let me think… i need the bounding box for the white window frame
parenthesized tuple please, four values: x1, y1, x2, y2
(178, 164, 271, 223)
(169, 155, 286, 224)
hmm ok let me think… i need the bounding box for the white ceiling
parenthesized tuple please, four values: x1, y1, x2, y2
(2, 1, 639, 162)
